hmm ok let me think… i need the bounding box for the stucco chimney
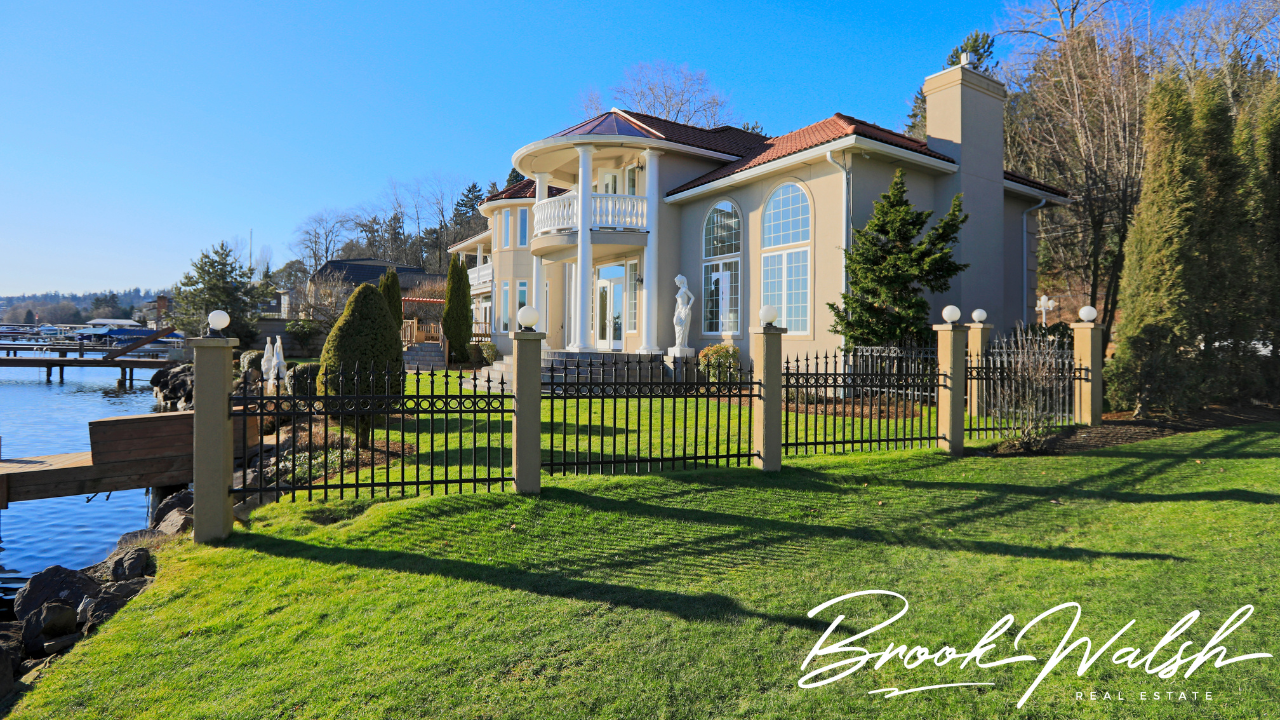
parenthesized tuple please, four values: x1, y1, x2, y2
(923, 65, 1009, 328)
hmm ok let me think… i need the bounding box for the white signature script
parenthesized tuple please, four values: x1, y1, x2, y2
(799, 590, 1272, 707)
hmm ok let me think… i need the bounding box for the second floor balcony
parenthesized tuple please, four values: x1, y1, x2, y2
(533, 192, 647, 237)
(468, 262, 492, 290)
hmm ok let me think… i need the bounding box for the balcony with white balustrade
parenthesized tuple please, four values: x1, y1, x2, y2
(529, 191, 649, 263)
(467, 262, 492, 292)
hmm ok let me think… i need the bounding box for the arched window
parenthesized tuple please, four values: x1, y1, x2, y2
(762, 183, 810, 249)
(703, 201, 741, 257)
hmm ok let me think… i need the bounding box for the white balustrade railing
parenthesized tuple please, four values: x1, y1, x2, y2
(533, 192, 647, 236)
(468, 263, 493, 287)
(533, 192, 578, 236)
(590, 193, 646, 230)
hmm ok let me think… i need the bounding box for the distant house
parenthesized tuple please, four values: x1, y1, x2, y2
(309, 258, 442, 289)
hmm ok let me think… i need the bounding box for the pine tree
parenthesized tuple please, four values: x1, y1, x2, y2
(452, 183, 485, 226)
(378, 269, 403, 328)
(441, 255, 473, 363)
(906, 31, 999, 139)
(169, 241, 268, 344)
(827, 169, 968, 348)
(23, 309, 34, 324)
(505, 168, 525, 187)
(1237, 79, 1280, 398)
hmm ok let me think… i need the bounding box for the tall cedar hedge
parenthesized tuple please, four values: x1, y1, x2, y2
(1107, 72, 1274, 414)
(318, 283, 403, 395)
(378, 269, 403, 328)
(442, 254, 472, 362)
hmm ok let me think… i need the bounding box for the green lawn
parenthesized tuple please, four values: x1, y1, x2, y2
(19, 423, 1279, 719)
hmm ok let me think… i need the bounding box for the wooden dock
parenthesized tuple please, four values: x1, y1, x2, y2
(0, 413, 194, 508)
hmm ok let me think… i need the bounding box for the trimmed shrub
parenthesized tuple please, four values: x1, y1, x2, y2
(240, 350, 264, 375)
(318, 283, 403, 396)
(378, 270, 403, 329)
(698, 342, 739, 381)
(467, 343, 484, 365)
(285, 363, 322, 395)
(480, 342, 499, 364)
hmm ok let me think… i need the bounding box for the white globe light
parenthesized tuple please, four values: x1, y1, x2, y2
(759, 304, 779, 325)
(208, 310, 230, 331)
(516, 306, 539, 329)
(941, 305, 961, 323)
(971, 308, 987, 323)
(1079, 305, 1098, 322)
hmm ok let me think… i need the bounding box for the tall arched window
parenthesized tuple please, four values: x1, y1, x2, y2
(761, 183, 810, 332)
(762, 183, 810, 248)
(703, 201, 741, 334)
(704, 201, 741, 257)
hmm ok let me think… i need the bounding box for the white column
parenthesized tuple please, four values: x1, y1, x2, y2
(569, 145, 595, 351)
(532, 174, 550, 336)
(639, 149, 662, 354)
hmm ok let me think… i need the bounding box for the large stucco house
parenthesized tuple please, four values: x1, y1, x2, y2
(449, 61, 1068, 361)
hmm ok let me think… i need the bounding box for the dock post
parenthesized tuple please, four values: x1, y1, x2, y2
(117, 367, 126, 390)
(58, 366, 64, 383)
(78, 341, 84, 358)
(189, 337, 239, 543)
(45, 366, 52, 384)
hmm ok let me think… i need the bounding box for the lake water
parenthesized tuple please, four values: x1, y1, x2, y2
(0, 354, 158, 610)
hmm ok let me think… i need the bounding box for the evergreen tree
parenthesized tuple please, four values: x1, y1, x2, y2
(505, 168, 525, 187)
(486, 181, 500, 197)
(827, 169, 968, 348)
(1237, 79, 1280, 398)
(441, 254, 473, 363)
(317, 283, 403, 444)
(1106, 76, 1201, 416)
(378, 269, 403, 328)
(23, 309, 34, 324)
(452, 183, 485, 226)
(169, 241, 267, 344)
(906, 31, 998, 139)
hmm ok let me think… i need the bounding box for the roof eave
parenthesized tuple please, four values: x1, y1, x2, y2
(448, 228, 493, 253)
(1003, 179, 1072, 204)
(665, 135, 957, 204)
(513, 135, 741, 178)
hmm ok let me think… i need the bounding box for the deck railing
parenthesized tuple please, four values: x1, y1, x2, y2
(533, 193, 647, 236)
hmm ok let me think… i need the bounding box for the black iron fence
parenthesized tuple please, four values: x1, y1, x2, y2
(230, 363, 513, 502)
(965, 344, 1084, 440)
(541, 355, 759, 474)
(781, 347, 942, 454)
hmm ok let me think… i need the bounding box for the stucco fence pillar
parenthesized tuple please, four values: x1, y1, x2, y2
(510, 329, 544, 494)
(934, 322, 967, 457)
(189, 337, 238, 543)
(1071, 321, 1104, 427)
(752, 326, 784, 472)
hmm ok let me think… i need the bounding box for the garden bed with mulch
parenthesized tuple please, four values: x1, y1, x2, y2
(992, 403, 1280, 455)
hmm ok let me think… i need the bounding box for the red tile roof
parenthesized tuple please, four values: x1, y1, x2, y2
(1003, 170, 1070, 199)
(482, 177, 568, 204)
(667, 114, 956, 196)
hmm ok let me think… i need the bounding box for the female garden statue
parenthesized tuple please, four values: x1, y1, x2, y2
(669, 275, 695, 356)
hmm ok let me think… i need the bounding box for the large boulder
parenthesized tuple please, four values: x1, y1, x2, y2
(82, 547, 152, 584)
(156, 508, 193, 536)
(13, 566, 100, 621)
(82, 578, 152, 635)
(150, 363, 194, 408)
(21, 600, 77, 657)
(0, 622, 24, 675)
(150, 489, 193, 530)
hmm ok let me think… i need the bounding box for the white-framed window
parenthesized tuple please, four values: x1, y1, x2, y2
(626, 166, 638, 195)
(517, 281, 527, 314)
(501, 281, 510, 332)
(503, 209, 511, 248)
(762, 183, 810, 249)
(704, 200, 741, 257)
(703, 259, 740, 334)
(762, 249, 808, 333)
(626, 259, 639, 333)
(518, 208, 528, 247)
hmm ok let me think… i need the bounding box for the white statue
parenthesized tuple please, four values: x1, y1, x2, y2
(261, 337, 277, 393)
(274, 335, 287, 382)
(668, 275, 696, 357)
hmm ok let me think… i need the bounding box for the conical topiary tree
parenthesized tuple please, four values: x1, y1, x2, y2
(441, 254, 472, 363)
(318, 283, 403, 445)
(378, 269, 403, 329)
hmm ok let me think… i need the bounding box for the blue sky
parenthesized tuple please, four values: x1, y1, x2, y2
(1, 1, 1080, 294)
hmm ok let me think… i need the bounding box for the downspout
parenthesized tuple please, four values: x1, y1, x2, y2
(825, 151, 852, 251)
(1022, 197, 1048, 327)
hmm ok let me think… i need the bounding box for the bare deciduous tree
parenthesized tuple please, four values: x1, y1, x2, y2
(590, 61, 737, 128)
(1001, 0, 1155, 332)
(1162, 0, 1280, 113)
(292, 210, 352, 274)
